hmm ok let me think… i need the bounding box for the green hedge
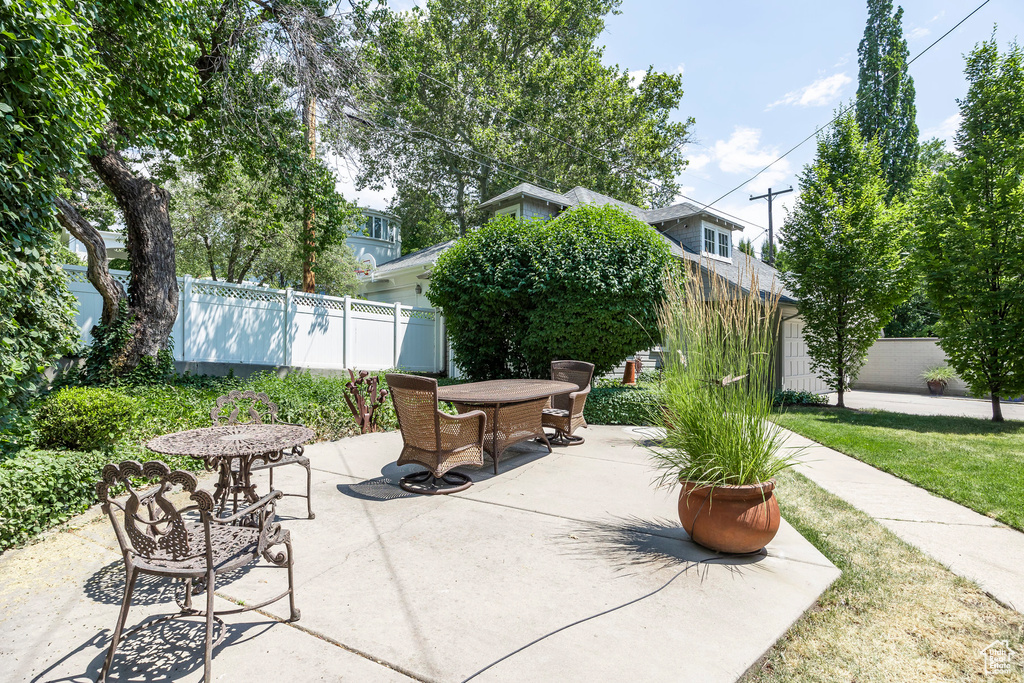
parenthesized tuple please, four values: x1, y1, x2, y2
(584, 385, 663, 426)
(0, 449, 111, 551)
(36, 386, 138, 450)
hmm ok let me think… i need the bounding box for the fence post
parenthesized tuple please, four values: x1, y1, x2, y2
(181, 275, 192, 363)
(284, 288, 293, 367)
(343, 295, 351, 370)
(393, 302, 401, 369)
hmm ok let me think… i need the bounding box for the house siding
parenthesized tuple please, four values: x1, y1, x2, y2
(521, 198, 558, 220)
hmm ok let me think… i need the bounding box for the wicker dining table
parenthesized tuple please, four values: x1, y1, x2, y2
(146, 423, 315, 516)
(436, 379, 579, 474)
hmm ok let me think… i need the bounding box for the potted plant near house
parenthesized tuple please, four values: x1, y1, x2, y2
(922, 366, 955, 396)
(649, 264, 796, 554)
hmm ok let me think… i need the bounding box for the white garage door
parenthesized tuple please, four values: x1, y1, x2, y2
(782, 316, 829, 394)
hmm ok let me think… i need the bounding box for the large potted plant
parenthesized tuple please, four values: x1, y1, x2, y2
(921, 366, 955, 395)
(649, 264, 796, 554)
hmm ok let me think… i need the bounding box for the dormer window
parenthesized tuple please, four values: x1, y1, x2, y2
(703, 225, 731, 259)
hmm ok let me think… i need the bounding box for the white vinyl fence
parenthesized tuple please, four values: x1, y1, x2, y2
(63, 265, 445, 373)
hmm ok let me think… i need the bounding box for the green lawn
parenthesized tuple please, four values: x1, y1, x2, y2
(774, 407, 1024, 532)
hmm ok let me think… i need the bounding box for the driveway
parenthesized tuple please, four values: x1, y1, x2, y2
(827, 390, 1024, 421)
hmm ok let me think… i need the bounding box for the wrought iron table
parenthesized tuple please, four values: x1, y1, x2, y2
(146, 423, 315, 516)
(436, 379, 579, 474)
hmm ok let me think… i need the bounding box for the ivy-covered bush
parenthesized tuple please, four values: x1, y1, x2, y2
(36, 387, 138, 450)
(429, 205, 671, 379)
(0, 449, 111, 550)
(583, 385, 663, 426)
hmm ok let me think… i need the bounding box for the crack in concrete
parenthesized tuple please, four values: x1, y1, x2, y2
(876, 516, 1003, 529)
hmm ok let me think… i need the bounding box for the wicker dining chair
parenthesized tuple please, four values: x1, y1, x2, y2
(211, 389, 314, 519)
(542, 360, 595, 446)
(386, 373, 486, 494)
(96, 460, 299, 683)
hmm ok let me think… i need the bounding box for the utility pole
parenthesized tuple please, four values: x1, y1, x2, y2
(749, 186, 792, 266)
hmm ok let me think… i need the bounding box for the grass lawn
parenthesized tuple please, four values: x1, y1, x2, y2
(743, 469, 1023, 682)
(774, 407, 1024, 532)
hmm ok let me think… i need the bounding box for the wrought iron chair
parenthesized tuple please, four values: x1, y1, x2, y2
(542, 360, 595, 446)
(386, 373, 486, 494)
(212, 389, 314, 519)
(96, 460, 299, 682)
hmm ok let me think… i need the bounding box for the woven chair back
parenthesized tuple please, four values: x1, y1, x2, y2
(550, 360, 595, 390)
(386, 374, 440, 452)
(97, 461, 214, 562)
(211, 390, 279, 426)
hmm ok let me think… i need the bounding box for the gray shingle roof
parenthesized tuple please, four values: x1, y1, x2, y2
(476, 182, 571, 210)
(562, 186, 648, 219)
(370, 239, 457, 277)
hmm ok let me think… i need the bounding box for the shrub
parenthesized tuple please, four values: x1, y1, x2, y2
(429, 205, 671, 379)
(921, 366, 956, 383)
(584, 386, 663, 426)
(36, 387, 138, 450)
(773, 390, 829, 407)
(0, 449, 111, 551)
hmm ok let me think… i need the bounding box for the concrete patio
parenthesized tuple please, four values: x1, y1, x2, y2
(1, 426, 839, 682)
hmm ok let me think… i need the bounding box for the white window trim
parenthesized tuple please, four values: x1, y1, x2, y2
(701, 223, 732, 261)
(495, 204, 521, 219)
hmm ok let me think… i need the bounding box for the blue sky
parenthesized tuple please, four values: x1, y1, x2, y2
(341, 0, 1024, 250)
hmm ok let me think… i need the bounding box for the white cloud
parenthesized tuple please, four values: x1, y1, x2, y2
(628, 69, 646, 88)
(908, 27, 931, 40)
(675, 63, 685, 76)
(328, 152, 395, 210)
(922, 113, 961, 143)
(686, 153, 711, 171)
(930, 11, 945, 23)
(767, 73, 851, 110)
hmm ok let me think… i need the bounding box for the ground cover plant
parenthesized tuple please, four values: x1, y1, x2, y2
(744, 468, 1023, 682)
(775, 407, 1024, 531)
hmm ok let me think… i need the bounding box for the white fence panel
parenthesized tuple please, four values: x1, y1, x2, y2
(61, 265, 442, 373)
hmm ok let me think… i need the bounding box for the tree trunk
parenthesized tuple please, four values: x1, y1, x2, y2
(54, 197, 125, 326)
(302, 95, 317, 293)
(89, 128, 178, 371)
(837, 386, 845, 409)
(991, 394, 1004, 422)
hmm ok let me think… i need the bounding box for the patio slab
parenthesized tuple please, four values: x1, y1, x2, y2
(1, 426, 839, 682)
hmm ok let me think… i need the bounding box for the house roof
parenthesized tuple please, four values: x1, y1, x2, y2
(476, 182, 572, 211)
(369, 239, 457, 277)
(562, 186, 648, 219)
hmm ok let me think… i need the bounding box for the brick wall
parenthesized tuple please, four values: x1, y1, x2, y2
(853, 338, 968, 395)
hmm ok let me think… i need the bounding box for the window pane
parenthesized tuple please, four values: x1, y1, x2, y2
(704, 228, 714, 253)
(718, 232, 729, 257)
(374, 217, 382, 239)
(364, 217, 373, 235)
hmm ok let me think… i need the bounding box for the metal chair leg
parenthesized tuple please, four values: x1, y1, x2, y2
(286, 540, 300, 621)
(204, 569, 216, 682)
(304, 462, 315, 519)
(99, 566, 136, 682)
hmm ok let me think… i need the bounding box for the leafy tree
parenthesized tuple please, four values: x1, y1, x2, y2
(429, 205, 670, 379)
(916, 38, 1024, 422)
(780, 112, 911, 408)
(736, 238, 756, 258)
(856, 0, 918, 200)
(0, 0, 106, 437)
(354, 0, 692, 235)
(387, 184, 459, 255)
(882, 290, 938, 337)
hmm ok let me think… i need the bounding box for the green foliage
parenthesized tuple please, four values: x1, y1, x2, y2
(856, 0, 918, 200)
(583, 385, 662, 426)
(0, 0, 105, 435)
(0, 448, 112, 551)
(77, 316, 174, 386)
(780, 112, 911, 406)
(429, 205, 670, 379)
(652, 265, 793, 488)
(737, 238, 756, 258)
(921, 366, 955, 383)
(773, 390, 829, 407)
(354, 0, 692, 233)
(883, 290, 939, 338)
(388, 185, 459, 255)
(915, 37, 1024, 420)
(35, 387, 138, 451)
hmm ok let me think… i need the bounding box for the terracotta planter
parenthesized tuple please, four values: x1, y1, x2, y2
(927, 380, 946, 396)
(678, 480, 780, 554)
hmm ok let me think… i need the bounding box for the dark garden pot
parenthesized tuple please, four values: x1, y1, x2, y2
(927, 380, 946, 396)
(678, 480, 780, 554)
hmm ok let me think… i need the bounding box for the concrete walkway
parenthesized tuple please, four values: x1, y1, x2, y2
(783, 429, 1024, 613)
(0, 426, 838, 683)
(829, 389, 1024, 421)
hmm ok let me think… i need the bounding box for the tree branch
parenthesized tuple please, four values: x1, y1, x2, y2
(54, 197, 125, 326)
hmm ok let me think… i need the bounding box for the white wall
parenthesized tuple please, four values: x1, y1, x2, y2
(853, 337, 967, 395)
(63, 266, 444, 373)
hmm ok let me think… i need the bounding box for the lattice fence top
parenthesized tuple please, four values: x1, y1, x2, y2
(351, 301, 395, 316)
(402, 308, 435, 320)
(192, 281, 285, 303)
(63, 267, 129, 288)
(293, 293, 345, 311)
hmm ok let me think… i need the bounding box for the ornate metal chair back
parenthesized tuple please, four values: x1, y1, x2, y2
(97, 461, 214, 562)
(212, 390, 279, 426)
(386, 374, 440, 452)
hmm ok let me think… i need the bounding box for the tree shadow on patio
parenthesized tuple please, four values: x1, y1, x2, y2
(563, 516, 770, 577)
(32, 616, 277, 682)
